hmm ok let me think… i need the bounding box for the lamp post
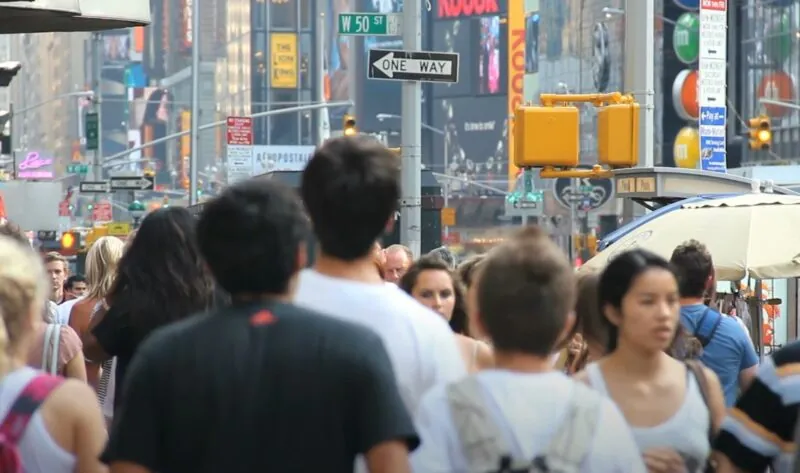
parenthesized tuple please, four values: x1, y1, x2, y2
(376, 113, 452, 237)
(128, 200, 146, 228)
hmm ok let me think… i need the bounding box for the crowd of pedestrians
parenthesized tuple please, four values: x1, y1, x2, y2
(0, 136, 798, 472)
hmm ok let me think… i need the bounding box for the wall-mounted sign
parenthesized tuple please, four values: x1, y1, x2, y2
(270, 33, 298, 88)
(16, 152, 54, 180)
(673, 12, 700, 64)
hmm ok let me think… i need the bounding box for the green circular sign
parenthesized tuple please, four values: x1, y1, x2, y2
(766, 13, 793, 64)
(673, 12, 700, 65)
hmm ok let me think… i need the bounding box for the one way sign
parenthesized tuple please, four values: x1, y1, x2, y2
(368, 49, 459, 84)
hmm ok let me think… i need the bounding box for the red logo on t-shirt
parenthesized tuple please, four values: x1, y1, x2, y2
(250, 310, 277, 326)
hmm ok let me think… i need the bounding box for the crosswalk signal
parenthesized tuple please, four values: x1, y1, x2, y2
(343, 115, 357, 136)
(748, 115, 772, 151)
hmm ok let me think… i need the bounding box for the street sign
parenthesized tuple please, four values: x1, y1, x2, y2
(92, 201, 112, 222)
(67, 164, 89, 174)
(107, 222, 131, 237)
(338, 13, 402, 36)
(441, 207, 456, 227)
(226, 116, 253, 145)
(554, 176, 614, 210)
(85, 112, 99, 151)
(79, 181, 109, 193)
(110, 176, 154, 191)
(698, 0, 727, 173)
(368, 49, 459, 83)
(513, 200, 538, 209)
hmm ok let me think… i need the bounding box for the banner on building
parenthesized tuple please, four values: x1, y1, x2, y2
(270, 33, 298, 88)
(252, 145, 315, 174)
(507, 0, 524, 187)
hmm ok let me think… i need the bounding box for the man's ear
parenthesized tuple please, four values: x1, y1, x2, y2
(296, 243, 308, 270)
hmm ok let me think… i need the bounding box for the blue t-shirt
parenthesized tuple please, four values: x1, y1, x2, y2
(680, 304, 759, 406)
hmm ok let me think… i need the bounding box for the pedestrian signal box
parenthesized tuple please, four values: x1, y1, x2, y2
(513, 106, 579, 169)
(597, 102, 640, 168)
(748, 115, 771, 151)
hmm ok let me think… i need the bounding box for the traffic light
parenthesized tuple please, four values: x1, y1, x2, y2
(748, 115, 772, 150)
(343, 114, 357, 136)
(514, 105, 579, 168)
(144, 168, 155, 178)
(597, 102, 640, 168)
(60, 232, 79, 251)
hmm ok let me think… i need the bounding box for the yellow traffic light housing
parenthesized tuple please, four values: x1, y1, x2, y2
(60, 232, 78, 251)
(748, 115, 772, 150)
(514, 106, 579, 169)
(343, 114, 357, 136)
(597, 102, 640, 168)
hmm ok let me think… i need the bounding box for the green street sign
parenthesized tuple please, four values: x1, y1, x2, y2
(673, 12, 700, 65)
(338, 13, 402, 36)
(85, 112, 99, 151)
(67, 164, 89, 174)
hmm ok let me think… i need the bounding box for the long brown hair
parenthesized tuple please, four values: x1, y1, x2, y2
(400, 255, 469, 334)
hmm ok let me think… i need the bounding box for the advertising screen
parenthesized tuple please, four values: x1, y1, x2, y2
(431, 19, 473, 98)
(476, 15, 505, 95)
(432, 96, 508, 196)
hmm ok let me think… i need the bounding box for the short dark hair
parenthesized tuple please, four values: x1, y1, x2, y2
(670, 240, 713, 298)
(476, 227, 575, 356)
(456, 254, 485, 289)
(64, 275, 86, 290)
(197, 179, 310, 296)
(301, 136, 400, 261)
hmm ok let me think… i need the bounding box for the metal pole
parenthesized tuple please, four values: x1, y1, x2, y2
(316, 11, 327, 143)
(569, 178, 577, 261)
(102, 101, 353, 168)
(400, 0, 422, 256)
(443, 137, 449, 239)
(9, 103, 15, 179)
(188, 0, 201, 206)
(431, 172, 509, 196)
(94, 33, 104, 179)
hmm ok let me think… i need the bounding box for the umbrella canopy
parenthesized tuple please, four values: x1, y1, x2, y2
(583, 193, 800, 280)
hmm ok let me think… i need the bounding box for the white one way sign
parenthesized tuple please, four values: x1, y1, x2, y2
(368, 48, 459, 84)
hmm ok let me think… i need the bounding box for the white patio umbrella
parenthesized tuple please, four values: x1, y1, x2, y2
(583, 193, 800, 281)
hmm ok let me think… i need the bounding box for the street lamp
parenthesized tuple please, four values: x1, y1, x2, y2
(376, 113, 453, 238)
(601, 6, 676, 26)
(0, 61, 21, 87)
(128, 200, 146, 228)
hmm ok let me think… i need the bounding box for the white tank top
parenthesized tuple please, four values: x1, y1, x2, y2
(0, 367, 76, 473)
(585, 362, 711, 473)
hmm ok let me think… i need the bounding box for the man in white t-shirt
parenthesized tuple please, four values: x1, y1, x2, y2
(411, 227, 645, 473)
(294, 136, 467, 417)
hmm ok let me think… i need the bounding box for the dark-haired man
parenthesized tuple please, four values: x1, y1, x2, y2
(670, 239, 758, 407)
(103, 179, 417, 473)
(411, 227, 644, 472)
(294, 137, 466, 430)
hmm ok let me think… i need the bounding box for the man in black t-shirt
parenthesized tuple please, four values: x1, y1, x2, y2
(103, 180, 418, 473)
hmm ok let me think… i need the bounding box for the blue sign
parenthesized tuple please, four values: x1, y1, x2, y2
(700, 136, 726, 173)
(699, 107, 726, 126)
(673, 0, 699, 9)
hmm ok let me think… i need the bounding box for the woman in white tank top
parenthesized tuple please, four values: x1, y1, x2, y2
(0, 233, 107, 473)
(575, 249, 726, 473)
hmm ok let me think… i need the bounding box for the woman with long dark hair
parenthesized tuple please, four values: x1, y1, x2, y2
(82, 207, 214, 411)
(576, 249, 725, 473)
(400, 255, 492, 372)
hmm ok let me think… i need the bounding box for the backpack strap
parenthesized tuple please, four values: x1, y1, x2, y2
(685, 361, 718, 472)
(0, 374, 64, 443)
(534, 382, 601, 472)
(446, 377, 527, 472)
(694, 308, 723, 347)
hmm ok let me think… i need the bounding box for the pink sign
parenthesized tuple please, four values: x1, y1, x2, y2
(17, 152, 54, 179)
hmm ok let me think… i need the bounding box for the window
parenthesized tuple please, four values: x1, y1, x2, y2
(300, 0, 312, 30)
(269, 0, 297, 29)
(252, 0, 266, 30)
(253, 32, 267, 88)
(299, 34, 312, 90)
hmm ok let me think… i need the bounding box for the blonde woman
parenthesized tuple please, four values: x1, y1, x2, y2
(68, 236, 124, 389)
(0, 235, 107, 473)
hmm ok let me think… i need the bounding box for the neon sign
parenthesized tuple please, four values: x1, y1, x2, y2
(17, 152, 54, 179)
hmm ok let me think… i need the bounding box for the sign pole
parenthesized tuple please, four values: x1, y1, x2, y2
(400, 0, 422, 256)
(189, 0, 201, 205)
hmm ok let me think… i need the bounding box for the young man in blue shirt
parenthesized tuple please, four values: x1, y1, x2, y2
(670, 240, 758, 407)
